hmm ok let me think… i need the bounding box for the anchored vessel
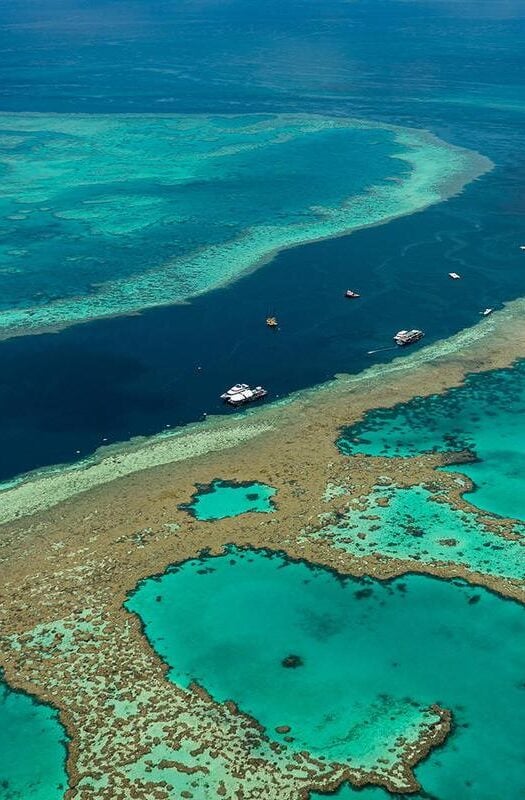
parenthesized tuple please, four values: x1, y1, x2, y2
(220, 384, 268, 406)
(266, 316, 278, 328)
(448, 272, 461, 280)
(345, 289, 360, 298)
(394, 329, 424, 346)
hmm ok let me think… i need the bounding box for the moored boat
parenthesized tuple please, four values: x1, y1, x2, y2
(481, 308, 493, 316)
(220, 383, 250, 400)
(394, 329, 424, 346)
(266, 316, 278, 327)
(448, 272, 461, 280)
(221, 384, 268, 406)
(345, 289, 360, 298)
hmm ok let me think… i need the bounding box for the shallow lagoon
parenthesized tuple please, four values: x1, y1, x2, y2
(0, 680, 68, 799)
(180, 479, 276, 520)
(127, 549, 525, 799)
(313, 484, 524, 583)
(338, 362, 525, 520)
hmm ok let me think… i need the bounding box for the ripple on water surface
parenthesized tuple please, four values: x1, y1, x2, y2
(126, 548, 525, 799)
(338, 361, 525, 520)
(0, 680, 68, 799)
(179, 479, 276, 520)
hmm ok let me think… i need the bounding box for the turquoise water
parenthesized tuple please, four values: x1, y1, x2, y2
(0, 113, 484, 338)
(338, 362, 525, 520)
(313, 484, 524, 582)
(180, 479, 276, 520)
(0, 680, 68, 799)
(126, 549, 525, 799)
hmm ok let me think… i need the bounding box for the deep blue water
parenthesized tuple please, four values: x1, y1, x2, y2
(0, 0, 525, 479)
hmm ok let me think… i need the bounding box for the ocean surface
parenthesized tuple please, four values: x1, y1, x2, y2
(1, 2, 525, 797)
(126, 548, 525, 800)
(0, 680, 68, 799)
(0, 0, 525, 480)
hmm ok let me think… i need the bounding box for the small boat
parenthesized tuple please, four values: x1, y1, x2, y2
(520, 245, 525, 251)
(345, 290, 360, 298)
(448, 272, 461, 280)
(266, 316, 278, 328)
(481, 308, 493, 316)
(394, 329, 424, 346)
(221, 385, 268, 406)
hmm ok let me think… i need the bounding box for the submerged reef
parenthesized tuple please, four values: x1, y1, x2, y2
(338, 359, 525, 520)
(0, 112, 489, 339)
(0, 298, 524, 798)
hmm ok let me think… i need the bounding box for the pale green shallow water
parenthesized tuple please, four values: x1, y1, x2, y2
(0, 680, 68, 799)
(311, 484, 524, 582)
(179, 479, 276, 520)
(126, 548, 525, 799)
(0, 112, 488, 336)
(338, 361, 525, 521)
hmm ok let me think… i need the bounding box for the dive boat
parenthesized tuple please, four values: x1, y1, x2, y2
(394, 329, 424, 346)
(448, 272, 461, 280)
(220, 383, 250, 400)
(481, 308, 493, 316)
(221, 385, 268, 406)
(345, 290, 360, 298)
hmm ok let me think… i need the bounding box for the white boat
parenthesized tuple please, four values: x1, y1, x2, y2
(448, 272, 461, 280)
(520, 245, 525, 251)
(394, 329, 424, 346)
(220, 383, 250, 400)
(222, 385, 268, 406)
(481, 308, 493, 316)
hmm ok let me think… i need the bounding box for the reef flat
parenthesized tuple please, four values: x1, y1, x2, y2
(338, 360, 525, 520)
(0, 113, 490, 339)
(1, 297, 524, 799)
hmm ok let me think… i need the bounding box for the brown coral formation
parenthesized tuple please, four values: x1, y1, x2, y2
(0, 307, 524, 797)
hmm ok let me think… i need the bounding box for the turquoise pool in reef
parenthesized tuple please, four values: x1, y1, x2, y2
(179, 479, 276, 520)
(312, 484, 524, 582)
(126, 548, 525, 799)
(0, 679, 68, 799)
(338, 362, 525, 521)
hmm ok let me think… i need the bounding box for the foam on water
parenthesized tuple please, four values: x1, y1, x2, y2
(0, 113, 489, 338)
(338, 360, 525, 520)
(126, 548, 525, 799)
